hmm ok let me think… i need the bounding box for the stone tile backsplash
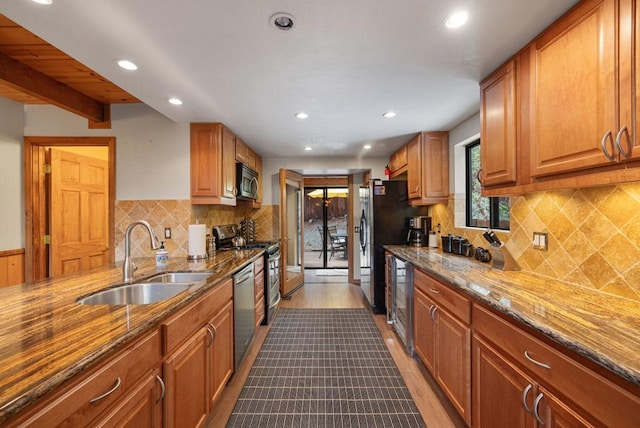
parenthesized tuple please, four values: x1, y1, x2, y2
(430, 183, 640, 301)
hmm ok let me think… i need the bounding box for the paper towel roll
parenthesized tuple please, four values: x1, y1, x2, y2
(188, 224, 207, 259)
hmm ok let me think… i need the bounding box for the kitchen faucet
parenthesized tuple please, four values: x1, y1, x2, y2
(123, 220, 161, 282)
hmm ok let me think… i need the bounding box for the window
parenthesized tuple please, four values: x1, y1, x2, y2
(466, 140, 510, 230)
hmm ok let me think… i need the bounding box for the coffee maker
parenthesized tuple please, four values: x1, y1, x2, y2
(407, 216, 431, 247)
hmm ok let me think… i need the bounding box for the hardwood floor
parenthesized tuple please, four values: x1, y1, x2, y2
(206, 274, 466, 428)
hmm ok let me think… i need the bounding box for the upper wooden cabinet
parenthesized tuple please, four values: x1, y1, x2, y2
(389, 144, 408, 177)
(190, 123, 237, 205)
(408, 131, 449, 205)
(480, 59, 519, 188)
(235, 137, 256, 169)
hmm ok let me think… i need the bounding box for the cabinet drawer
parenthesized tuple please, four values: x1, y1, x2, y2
(254, 257, 264, 274)
(162, 278, 233, 355)
(16, 330, 161, 427)
(255, 295, 265, 328)
(473, 303, 640, 427)
(254, 270, 264, 299)
(414, 268, 470, 324)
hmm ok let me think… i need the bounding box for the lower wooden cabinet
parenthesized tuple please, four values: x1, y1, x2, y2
(208, 300, 234, 410)
(413, 269, 471, 425)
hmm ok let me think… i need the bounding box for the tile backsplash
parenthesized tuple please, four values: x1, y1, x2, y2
(115, 200, 279, 260)
(430, 183, 640, 302)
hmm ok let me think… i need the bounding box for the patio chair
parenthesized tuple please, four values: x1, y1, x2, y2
(328, 226, 347, 259)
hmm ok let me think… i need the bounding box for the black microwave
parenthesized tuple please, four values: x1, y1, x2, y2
(236, 163, 259, 200)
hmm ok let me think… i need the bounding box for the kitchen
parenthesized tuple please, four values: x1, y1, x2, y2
(1, 0, 640, 427)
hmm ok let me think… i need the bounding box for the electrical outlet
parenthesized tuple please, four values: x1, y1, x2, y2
(164, 227, 172, 239)
(532, 232, 548, 250)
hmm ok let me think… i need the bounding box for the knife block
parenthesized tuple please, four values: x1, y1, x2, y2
(489, 244, 520, 271)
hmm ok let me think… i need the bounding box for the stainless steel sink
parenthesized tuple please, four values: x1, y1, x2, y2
(144, 272, 212, 283)
(77, 282, 191, 305)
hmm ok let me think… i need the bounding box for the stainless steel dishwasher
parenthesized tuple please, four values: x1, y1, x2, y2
(233, 263, 255, 369)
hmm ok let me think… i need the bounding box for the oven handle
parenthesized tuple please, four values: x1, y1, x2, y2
(268, 253, 281, 263)
(269, 292, 282, 309)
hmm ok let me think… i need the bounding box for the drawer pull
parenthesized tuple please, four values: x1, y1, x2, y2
(429, 305, 438, 322)
(155, 375, 166, 404)
(429, 288, 439, 294)
(209, 322, 218, 341)
(89, 377, 121, 404)
(522, 384, 533, 413)
(524, 351, 551, 369)
(206, 326, 215, 347)
(533, 393, 545, 425)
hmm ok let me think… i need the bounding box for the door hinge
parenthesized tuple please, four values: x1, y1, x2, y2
(43, 235, 51, 245)
(43, 164, 52, 174)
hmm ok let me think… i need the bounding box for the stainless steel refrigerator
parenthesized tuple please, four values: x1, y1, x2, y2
(359, 179, 428, 314)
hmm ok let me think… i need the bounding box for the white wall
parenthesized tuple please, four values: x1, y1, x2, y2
(0, 98, 25, 250)
(448, 112, 480, 194)
(24, 104, 191, 200)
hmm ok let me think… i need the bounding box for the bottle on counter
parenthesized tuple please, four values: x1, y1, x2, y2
(156, 241, 169, 267)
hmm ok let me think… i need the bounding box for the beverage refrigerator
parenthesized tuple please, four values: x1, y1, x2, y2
(358, 179, 428, 314)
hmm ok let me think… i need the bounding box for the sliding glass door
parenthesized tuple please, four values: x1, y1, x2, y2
(303, 187, 348, 269)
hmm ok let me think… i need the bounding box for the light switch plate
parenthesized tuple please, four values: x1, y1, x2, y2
(164, 227, 172, 239)
(532, 232, 548, 250)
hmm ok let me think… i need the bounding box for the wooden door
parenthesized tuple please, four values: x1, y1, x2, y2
(49, 148, 109, 277)
(413, 287, 435, 373)
(280, 169, 304, 297)
(536, 386, 596, 428)
(480, 60, 518, 187)
(164, 328, 209, 428)
(422, 131, 449, 200)
(208, 300, 234, 410)
(407, 134, 422, 199)
(435, 307, 471, 425)
(222, 126, 237, 201)
(472, 335, 536, 428)
(530, 0, 617, 177)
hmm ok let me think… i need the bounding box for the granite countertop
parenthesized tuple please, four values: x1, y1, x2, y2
(385, 245, 640, 388)
(0, 249, 263, 422)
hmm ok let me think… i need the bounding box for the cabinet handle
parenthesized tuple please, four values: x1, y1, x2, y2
(533, 393, 545, 425)
(206, 326, 215, 347)
(89, 377, 121, 404)
(524, 351, 551, 369)
(615, 126, 632, 159)
(155, 375, 166, 404)
(429, 288, 439, 294)
(429, 305, 438, 322)
(209, 322, 218, 341)
(476, 168, 485, 185)
(415, 185, 421, 193)
(601, 130, 615, 161)
(521, 384, 533, 413)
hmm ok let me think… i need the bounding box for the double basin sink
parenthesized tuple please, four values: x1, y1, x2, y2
(77, 272, 212, 306)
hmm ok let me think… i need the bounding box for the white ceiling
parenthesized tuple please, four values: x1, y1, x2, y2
(1, 0, 579, 159)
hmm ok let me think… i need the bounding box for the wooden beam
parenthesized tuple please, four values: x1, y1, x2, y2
(0, 52, 107, 122)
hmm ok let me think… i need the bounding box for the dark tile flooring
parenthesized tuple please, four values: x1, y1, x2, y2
(227, 308, 426, 427)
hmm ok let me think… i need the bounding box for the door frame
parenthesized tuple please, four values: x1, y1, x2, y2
(24, 136, 116, 282)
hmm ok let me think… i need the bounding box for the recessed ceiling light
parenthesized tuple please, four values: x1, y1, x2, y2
(271, 13, 295, 31)
(117, 59, 138, 71)
(445, 10, 468, 29)
(32, 0, 53, 4)
(168, 98, 183, 105)
(304, 146, 312, 151)
(295, 112, 308, 119)
(364, 144, 372, 150)
(382, 112, 396, 118)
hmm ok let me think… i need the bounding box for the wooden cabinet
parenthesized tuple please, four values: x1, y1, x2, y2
(413, 268, 471, 425)
(10, 331, 163, 427)
(405, 132, 449, 205)
(190, 123, 237, 205)
(473, 303, 640, 427)
(235, 137, 256, 168)
(480, 59, 519, 189)
(389, 144, 408, 177)
(254, 257, 265, 327)
(162, 278, 234, 428)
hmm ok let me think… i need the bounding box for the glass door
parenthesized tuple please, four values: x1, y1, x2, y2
(303, 187, 348, 269)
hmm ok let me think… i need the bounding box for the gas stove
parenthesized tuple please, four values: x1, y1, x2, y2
(212, 224, 279, 252)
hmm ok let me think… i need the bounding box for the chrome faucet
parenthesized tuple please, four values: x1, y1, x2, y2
(123, 220, 161, 282)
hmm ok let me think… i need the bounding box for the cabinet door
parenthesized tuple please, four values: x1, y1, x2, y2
(95, 370, 163, 428)
(435, 307, 471, 425)
(191, 124, 221, 199)
(413, 287, 436, 374)
(164, 328, 209, 428)
(421, 131, 449, 200)
(480, 60, 518, 187)
(472, 336, 536, 428)
(536, 386, 596, 428)
(221, 126, 237, 201)
(254, 155, 263, 204)
(530, 0, 617, 177)
(208, 300, 234, 410)
(407, 134, 422, 199)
